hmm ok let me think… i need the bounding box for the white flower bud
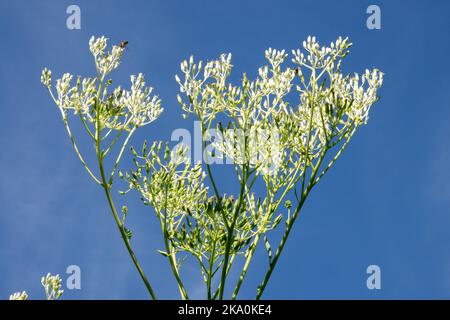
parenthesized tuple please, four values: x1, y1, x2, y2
(40, 68, 52, 88)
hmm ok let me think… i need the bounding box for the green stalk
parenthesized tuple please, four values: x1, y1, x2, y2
(231, 233, 259, 299)
(206, 236, 217, 300)
(212, 254, 237, 300)
(232, 158, 305, 299)
(93, 95, 157, 300)
(96, 152, 157, 299)
(218, 163, 248, 299)
(255, 126, 356, 299)
(160, 185, 189, 300)
(61, 114, 101, 185)
(255, 184, 310, 300)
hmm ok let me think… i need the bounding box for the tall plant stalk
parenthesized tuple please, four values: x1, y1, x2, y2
(41, 36, 162, 299)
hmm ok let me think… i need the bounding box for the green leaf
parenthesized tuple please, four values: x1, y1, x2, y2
(157, 250, 170, 258)
(272, 214, 283, 229)
(263, 234, 272, 263)
(123, 227, 132, 240)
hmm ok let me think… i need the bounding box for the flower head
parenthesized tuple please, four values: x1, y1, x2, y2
(9, 291, 28, 300)
(121, 73, 163, 127)
(41, 36, 163, 131)
(41, 273, 64, 300)
(41, 68, 52, 88)
(89, 36, 124, 77)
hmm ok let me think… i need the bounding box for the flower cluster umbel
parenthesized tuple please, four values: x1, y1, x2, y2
(41, 36, 162, 131)
(41, 273, 64, 300)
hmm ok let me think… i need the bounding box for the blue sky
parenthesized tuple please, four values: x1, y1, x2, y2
(1, 0, 450, 299)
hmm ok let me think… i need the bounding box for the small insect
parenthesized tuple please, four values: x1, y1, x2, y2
(293, 68, 299, 75)
(119, 41, 129, 49)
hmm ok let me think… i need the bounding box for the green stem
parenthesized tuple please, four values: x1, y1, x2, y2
(255, 183, 312, 300)
(314, 127, 356, 184)
(160, 186, 189, 300)
(78, 113, 96, 141)
(212, 253, 237, 300)
(207, 237, 217, 300)
(255, 126, 355, 299)
(60, 113, 101, 185)
(97, 155, 157, 299)
(108, 126, 136, 184)
(94, 96, 157, 300)
(218, 164, 248, 299)
(231, 233, 260, 299)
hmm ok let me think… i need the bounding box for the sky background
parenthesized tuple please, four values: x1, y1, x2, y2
(1, 0, 450, 299)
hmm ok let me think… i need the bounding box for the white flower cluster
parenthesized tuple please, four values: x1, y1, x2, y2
(41, 273, 64, 300)
(127, 143, 262, 261)
(121, 73, 163, 127)
(9, 273, 64, 300)
(258, 48, 294, 105)
(41, 68, 52, 88)
(89, 36, 124, 77)
(176, 54, 234, 122)
(41, 36, 163, 130)
(176, 36, 383, 183)
(332, 69, 384, 124)
(128, 143, 208, 217)
(9, 291, 28, 300)
(214, 126, 283, 177)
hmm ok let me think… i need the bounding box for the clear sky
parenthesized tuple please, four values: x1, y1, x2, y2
(1, 0, 450, 299)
